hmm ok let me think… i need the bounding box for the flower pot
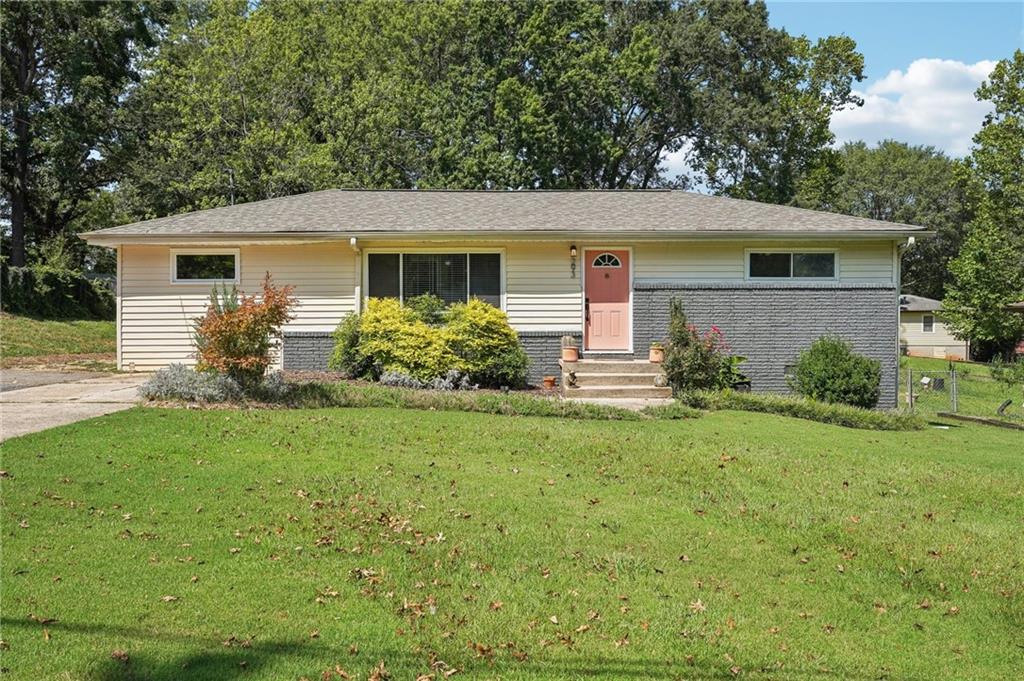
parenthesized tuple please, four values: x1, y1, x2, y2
(542, 375, 557, 390)
(649, 346, 665, 363)
(561, 346, 579, 362)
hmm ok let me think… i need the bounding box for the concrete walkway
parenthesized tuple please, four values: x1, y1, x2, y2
(0, 372, 148, 442)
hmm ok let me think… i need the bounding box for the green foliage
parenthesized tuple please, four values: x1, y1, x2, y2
(943, 216, 1024, 352)
(445, 299, 529, 388)
(676, 389, 923, 431)
(114, 0, 863, 216)
(404, 293, 447, 326)
(796, 140, 974, 300)
(989, 357, 1024, 389)
(1, 0, 171, 266)
(355, 298, 463, 382)
(662, 299, 737, 393)
(0, 263, 114, 320)
(327, 312, 371, 378)
(788, 336, 881, 408)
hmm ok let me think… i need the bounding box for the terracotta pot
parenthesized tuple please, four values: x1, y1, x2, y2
(542, 375, 557, 390)
(561, 346, 579, 362)
(649, 346, 665, 363)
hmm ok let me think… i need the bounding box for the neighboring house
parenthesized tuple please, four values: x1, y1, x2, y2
(81, 190, 925, 408)
(899, 295, 968, 360)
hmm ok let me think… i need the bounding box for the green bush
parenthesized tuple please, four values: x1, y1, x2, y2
(330, 297, 529, 387)
(662, 299, 742, 393)
(404, 293, 447, 325)
(989, 357, 1024, 388)
(788, 336, 881, 408)
(445, 299, 529, 387)
(677, 390, 923, 431)
(356, 298, 462, 381)
(1, 263, 114, 320)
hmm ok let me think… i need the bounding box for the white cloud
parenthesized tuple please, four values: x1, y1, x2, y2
(831, 58, 997, 157)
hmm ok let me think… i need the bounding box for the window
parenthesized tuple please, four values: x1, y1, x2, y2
(172, 251, 238, 283)
(748, 251, 835, 279)
(923, 315, 935, 333)
(367, 252, 502, 308)
(592, 252, 622, 268)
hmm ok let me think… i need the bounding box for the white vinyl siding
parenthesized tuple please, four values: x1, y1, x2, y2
(900, 310, 968, 359)
(120, 244, 357, 370)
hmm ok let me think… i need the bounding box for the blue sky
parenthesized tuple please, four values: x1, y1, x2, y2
(766, 1, 1024, 156)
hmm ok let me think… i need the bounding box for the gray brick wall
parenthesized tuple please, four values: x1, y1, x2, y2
(631, 282, 899, 408)
(519, 331, 580, 386)
(282, 331, 335, 371)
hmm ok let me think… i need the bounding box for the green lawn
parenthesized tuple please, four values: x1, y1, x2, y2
(2, 407, 1022, 680)
(0, 313, 115, 361)
(900, 355, 1023, 422)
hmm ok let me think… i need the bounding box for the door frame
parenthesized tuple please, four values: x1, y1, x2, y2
(581, 245, 634, 354)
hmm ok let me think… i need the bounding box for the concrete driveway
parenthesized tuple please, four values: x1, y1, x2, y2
(0, 371, 148, 442)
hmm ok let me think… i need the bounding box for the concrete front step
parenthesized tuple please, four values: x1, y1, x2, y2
(563, 386, 672, 399)
(560, 359, 663, 374)
(566, 372, 660, 387)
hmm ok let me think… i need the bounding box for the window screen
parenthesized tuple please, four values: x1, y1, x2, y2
(469, 253, 501, 307)
(749, 252, 835, 279)
(923, 315, 934, 332)
(793, 253, 835, 278)
(367, 253, 400, 298)
(175, 253, 236, 281)
(402, 254, 467, 305)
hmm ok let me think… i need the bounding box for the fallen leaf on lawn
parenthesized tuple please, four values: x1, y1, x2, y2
(586, 610, 600, 621)
(945, 606, 960, 616)
(489, 601, 503, 611)
(549, 615, 558, 625)
(309, 630, 320, 639)
(111, 649, 129, 663)
(43, 628, 50, 641)
(229, 547, 241, 554)
(679, 554, 691, 563)
(575, 624, 590, 634)
(730, 666, 742, 676)
(689, 599, 706, 613)
(18, 519, 28, 529)
(368, 660, 390, 681)
(28, 613, 57, 624)
(160, 595, 178, 602)
(917, 598, 931, 610)
(614, 634, 629, 648)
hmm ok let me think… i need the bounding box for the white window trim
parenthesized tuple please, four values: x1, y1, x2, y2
(170, 248, 240, 284)
(362, 247, 506, 310)
(744, 248, 839, 282)
(922, 314, 935, 333)
(581, 246, 634, 354)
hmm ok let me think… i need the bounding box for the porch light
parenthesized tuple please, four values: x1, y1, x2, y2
(570, 244, 578, 278)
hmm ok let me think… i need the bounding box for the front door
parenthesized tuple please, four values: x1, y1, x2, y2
(584, 249, 630, 351)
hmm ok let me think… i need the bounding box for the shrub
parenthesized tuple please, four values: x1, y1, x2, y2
(990, 357, 1024, 388)
(379, 370, 426, 389)
(193, 274, 296, 388)
(788, 336, 881, 408)
(445, 299, 529, 387)
(662, 299, 739, 393)
(356, 298, 463, 381)
(676, 390, 923, 431)
(139, 364, 242, 403)
(328, 312, 372, 378)
(0, 263, 114, 320)
(404, 293, 448, 325)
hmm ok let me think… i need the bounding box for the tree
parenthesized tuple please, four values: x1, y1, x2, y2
(943, 215, 1024, 357)
(0, 1, 169, 267)
(795, 140, 974, 300)
(114, 0, 865, 215)
(968, 49, 1024, 242)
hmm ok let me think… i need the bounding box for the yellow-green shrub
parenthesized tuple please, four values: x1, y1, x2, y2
(356, 298, 462, 381)
(446, 299, 529, 387)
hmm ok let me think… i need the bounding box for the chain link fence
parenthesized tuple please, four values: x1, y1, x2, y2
(904, 366, 959, 413)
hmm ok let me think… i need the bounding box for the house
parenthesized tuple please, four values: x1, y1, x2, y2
(898, 295, 969, 360)
(80, 189, 926, 408)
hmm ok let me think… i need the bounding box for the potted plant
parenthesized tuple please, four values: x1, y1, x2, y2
(649, 341, 665, 363)
(561, 335, 579, 362)
(542, 375, 558, 389)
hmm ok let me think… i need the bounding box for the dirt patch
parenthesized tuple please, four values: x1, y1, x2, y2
(0, 352, 116, 372)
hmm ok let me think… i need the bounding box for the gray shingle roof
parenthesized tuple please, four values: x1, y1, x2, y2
(899, 294, 943, 311)
(82, 189, 926, 240)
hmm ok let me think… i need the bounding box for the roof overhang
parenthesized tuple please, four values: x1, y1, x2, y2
(81, 229, 931, 248)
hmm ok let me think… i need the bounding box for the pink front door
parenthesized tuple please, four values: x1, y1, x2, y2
(584, 249, 630, 351)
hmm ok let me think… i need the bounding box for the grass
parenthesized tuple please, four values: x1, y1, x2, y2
(2, 407, 1022, 680)
(0, 313, 115, 361)
(900, 355, 1023, 422)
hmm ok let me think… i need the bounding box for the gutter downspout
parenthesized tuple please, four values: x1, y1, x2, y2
(350, 237, 362, 314)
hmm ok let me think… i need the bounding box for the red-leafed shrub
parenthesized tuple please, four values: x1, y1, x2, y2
(194, 274, 295, 387)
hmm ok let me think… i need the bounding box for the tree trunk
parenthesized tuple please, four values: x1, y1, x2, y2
(8, 23, 35, 267)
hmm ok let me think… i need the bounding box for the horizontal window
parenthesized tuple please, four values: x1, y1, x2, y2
(748, 251, 835, 279)
(172, 252, 238, 282)
(367, 252, 502, 308)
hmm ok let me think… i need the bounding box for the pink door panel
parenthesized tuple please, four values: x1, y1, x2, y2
(585, 250, 630, 351)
